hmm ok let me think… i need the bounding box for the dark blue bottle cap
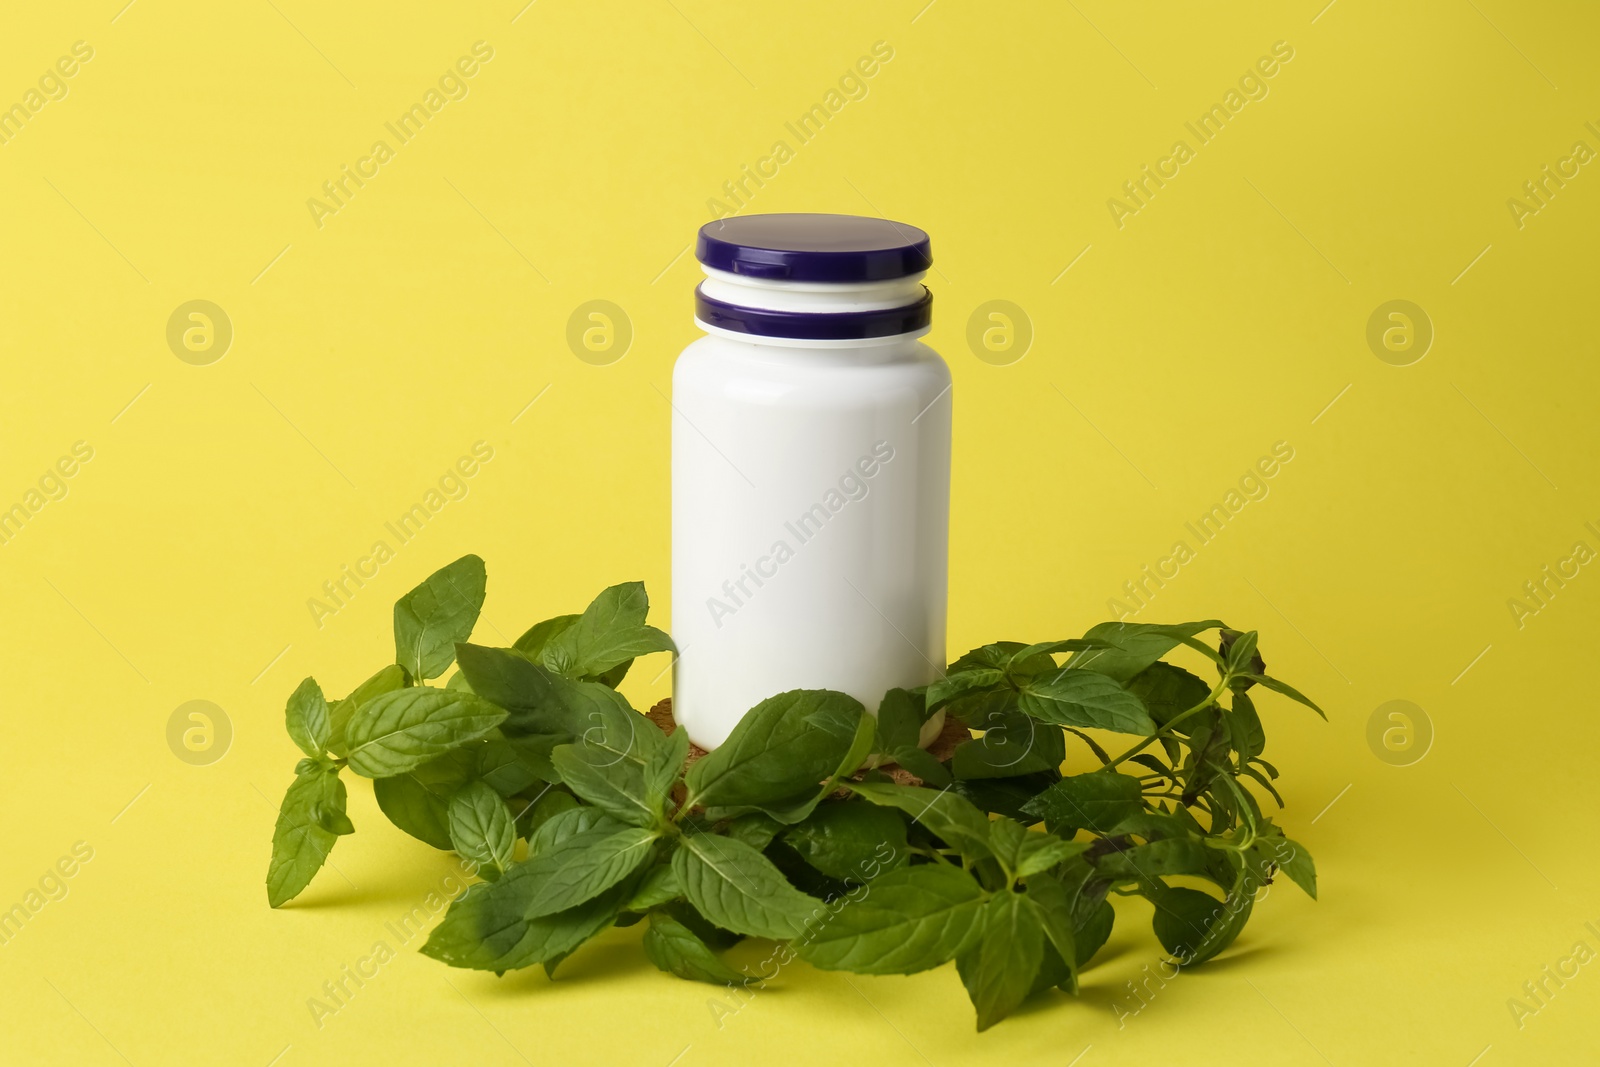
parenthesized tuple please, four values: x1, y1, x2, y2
(696, 213, 932, 282)
(695, 285, 932, 340)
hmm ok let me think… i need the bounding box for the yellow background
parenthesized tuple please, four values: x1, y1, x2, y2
(3, 1, 1597, 1063)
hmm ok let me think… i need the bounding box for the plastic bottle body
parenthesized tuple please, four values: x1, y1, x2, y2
(671, 328, 951, 750)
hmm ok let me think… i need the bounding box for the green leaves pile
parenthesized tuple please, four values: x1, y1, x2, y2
(268, 555, 1324, 1031)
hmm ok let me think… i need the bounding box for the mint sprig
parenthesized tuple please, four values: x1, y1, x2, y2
(266, 554, 1323, 1032)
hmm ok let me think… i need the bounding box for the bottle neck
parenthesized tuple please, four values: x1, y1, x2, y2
(695, 266, 931, 349)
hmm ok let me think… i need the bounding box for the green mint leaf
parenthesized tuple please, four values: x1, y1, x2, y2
(750, 705, 879, 826)
(327, 664, 407, 758)
(448, 781, 516, 875)
(956, 891, 1044, 1031)
(1073, 896, 1115, 967)
(285, 677, 331, 758)
(951, 704, 1065, 780)
(266, 763, 346, 907)
(1242, 764, 1285, 807)
(926, 668, 1006, 710)
(950, 642, 1053, 676)
(952, 774, 1058, 823)
(1125, 661, 1212, 731)
(1096, 837, 1211, 883)
(986, 816, 1027, 873)
(474, 736, 551, 795)
(683, 690, 865, 815)
(846, 781, 994, 862)
(1269, 837, 1317, 899)
(1106, 809, 1191, 841)
(665, 899, 743, 951)
(888, 743, 954, 788)
(672, 832, 820, 939)
(420, 878, 626, 972)
(315, 802, 355, 836)
(1006, 639, 1108, 666)
(573, 686, 667, 764)
(795, 863, 987, 974)
(723, 812, 782, 852)
(1030, 940, 1075, 997)
(453, 644, 563, 730)
(1229, 690, 1266, 760)
(983, 816, 1087, 881)
(1021, 770, 1143, 835)
(344, 688, 507, 778)
(938, 687, 1007, 730)
(512, 614, 580, 657)
(505, 734, 567, 790)
(551, 739, 655, 828)
(394, 554, 487, 681)
(373, 772, 454, 849)
(626, 861, 682, 911)
(519, 825, 658, 918)
(643, 911, 749, 985)
(457, 651, 665, 788)
(1242, 673, 1327, 719)
(838, 702, 878, 774)
(530, 804, 625, 852)
(1183, 718, 1236, 804)
(645, 727, 690, 812)
(783, 801, 909, 883)
(1015, 668, 1155, 735)
(593, 657, 643, 691)
(523, 789, 579, 839)
(539, 582, 674, 679)
(763, 838, 853, 900)
(1149, 883, 1251, 965)
(874, 687, 924, 753)
(1065, 620, 1226, 682)
(1221, 628, 1261, 676)
(373, 745, 480, 849)
(1020, 872, 1079, 992)
(1014, 832, 1089, 880)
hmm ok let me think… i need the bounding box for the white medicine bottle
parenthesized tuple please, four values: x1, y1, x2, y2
(671, 213, 951, 751)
